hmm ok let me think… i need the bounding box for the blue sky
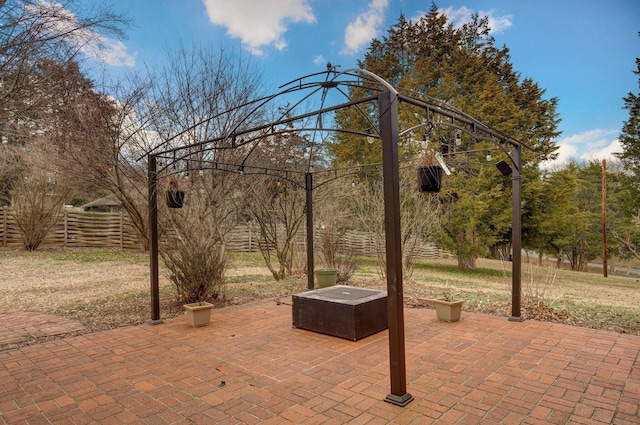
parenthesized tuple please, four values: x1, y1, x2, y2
(76, 0, 639, 167)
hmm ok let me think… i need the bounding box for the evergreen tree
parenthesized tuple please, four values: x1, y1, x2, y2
(567, 162, 606, 270)
(524, 166, 579, 265)
(614, 39, 640, 259)
(332, 3, 560, 268)
(617, 42, 640, 190)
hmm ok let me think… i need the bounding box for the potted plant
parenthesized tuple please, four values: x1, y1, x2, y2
(420, 285, 464, 322)
(161, 234, 225, 328)
(314, 215, 354, 288)
(315, 268, 338, 288)
(166, 177, 185, 208)
(416, 150, 443, 193)
(183, 301, 214, 327)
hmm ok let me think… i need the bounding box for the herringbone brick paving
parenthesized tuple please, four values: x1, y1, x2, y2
(0, 299, 638, 424)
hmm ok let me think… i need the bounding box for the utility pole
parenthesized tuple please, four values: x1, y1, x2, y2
(602, 159, 608, 277)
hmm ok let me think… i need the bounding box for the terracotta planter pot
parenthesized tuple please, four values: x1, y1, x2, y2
(183, 302, 213, 327)
(427, 298, 464, 322)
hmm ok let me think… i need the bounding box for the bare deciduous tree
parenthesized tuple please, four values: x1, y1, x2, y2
(145, 43, 266, 145)
(0, 143, 26, 206)
(159, 170, 243, 303)
(141, 45, 265, 299)
(351, 166, 441, 279)
(10, 139, 72, 250)
(244, 174, 307, 281)
(241, 127, 315, 281)
(614, 220, 640, 261)
(0, 0, 133, 242)
(36, 44, 265, 254)
(313, 180, 357, 283)
(0, 0, 130, 140)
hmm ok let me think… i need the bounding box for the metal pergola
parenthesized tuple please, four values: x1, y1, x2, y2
(145, 67, 527, 406)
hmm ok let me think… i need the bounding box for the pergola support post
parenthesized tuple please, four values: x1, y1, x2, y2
(380, 90, 413, 407)
(148, 155, 163, 325)
(305, 172, 315, 290)
(509, 144, 524, 322)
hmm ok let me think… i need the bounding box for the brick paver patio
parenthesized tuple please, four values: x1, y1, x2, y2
(0, 299, 638, 424)
(0, 313, 85, 348)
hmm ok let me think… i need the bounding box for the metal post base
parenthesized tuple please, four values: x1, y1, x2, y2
(384, 393, 414, 407)
(508, 316, 525, 322)
(147, 319, 165, 325)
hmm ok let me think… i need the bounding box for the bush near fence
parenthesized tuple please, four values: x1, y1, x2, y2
(0, 208, 442, 258)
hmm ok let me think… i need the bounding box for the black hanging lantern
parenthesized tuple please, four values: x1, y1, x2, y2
(417, 165, 443, 193)
(495, 160, 512, 176)
(166, 177, 185, 208)
(166, 189, 185, 208)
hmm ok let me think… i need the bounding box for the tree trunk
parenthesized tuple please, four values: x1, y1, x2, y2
(457, 254, 476, 269)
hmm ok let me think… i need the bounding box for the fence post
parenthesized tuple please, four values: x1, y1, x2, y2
(1, 208, 5, 247)
(64, 210, 68, 248)
(119, 211, 124, 249)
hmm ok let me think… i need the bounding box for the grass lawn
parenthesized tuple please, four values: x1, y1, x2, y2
(1, 249, 638, 345)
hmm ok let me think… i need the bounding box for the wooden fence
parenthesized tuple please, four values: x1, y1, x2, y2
(224, 226, 442, 259)
(0, 208, 144, 250)
(0, 208, 442, 258)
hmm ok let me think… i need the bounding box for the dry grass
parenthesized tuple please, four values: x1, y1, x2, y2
(1, 248, 639, 350)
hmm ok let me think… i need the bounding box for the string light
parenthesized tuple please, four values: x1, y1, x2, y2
(366, 128, 375, 144)
(421, 133, 429, 150)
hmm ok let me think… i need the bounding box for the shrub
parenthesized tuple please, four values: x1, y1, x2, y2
(161, 236, 225, 304)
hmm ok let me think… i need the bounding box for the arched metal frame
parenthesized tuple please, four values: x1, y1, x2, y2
(146, 67, 528, 407)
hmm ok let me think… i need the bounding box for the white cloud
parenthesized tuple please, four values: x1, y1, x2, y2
(542, 129, 621, 169)
(23, 0, 136, 67)
(313, 55, 326, 66)
(434, 6, 513, 35)
(437, 5, 473, 26)
(202, 0, 315, 56)
(90, 37, 136, 68)
(541, 141, 578, 169)
(579, 138, 622, 163)
(341, 0, 390, 56)
(486, 11, 513, 33)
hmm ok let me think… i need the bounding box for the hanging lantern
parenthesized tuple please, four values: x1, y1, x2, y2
(416, 165, 443, 193)
(166, 177, 185, 208)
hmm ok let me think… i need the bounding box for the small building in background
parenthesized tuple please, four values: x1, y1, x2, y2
(81, 196, 122, 213)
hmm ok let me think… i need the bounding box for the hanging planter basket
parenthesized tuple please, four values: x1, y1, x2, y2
(166, 189, 185, 208)
(417, 165, 443, 193)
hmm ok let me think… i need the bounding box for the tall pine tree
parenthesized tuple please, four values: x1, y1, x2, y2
(614, 36, 640, 259)
(616, 42, 640, 195)
(331, 3, 560, 268)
